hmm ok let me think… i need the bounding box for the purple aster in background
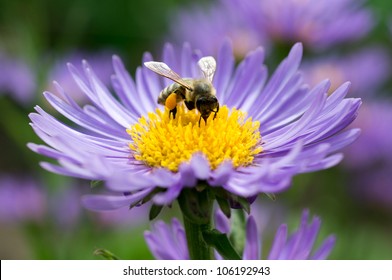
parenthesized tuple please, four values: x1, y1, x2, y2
(347, 165, 392, 211)
(145, 210, 335, 260)
(0, 175, 46, 223)
(0, 175, 85, 228)
(169, 2, 263, 57)
(0, 53, 35, 104)
(46, 51, 114, 104)
(222, 0, 373, 50)
(342, 101, 392, 210)
(49, 185, 84, 229)
(302, 48, 390, 98)
(28, 41, 360, 211)
(344, 101, 392, 169)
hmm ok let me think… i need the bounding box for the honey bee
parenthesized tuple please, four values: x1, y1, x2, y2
(144, 56, 219, 126)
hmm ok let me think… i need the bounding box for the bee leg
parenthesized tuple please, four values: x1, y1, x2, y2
(184, 100, 195, 110)
(213, 105, 219, 120)
(169, 107, 177, 119)
(198, 115, 208, 127)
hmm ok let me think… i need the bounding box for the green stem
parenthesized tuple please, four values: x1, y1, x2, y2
(178, 186, 213, 260)
(182, 214, 213, 260)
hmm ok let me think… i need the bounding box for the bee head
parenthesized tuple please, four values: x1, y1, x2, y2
(196, 95, 219, 120)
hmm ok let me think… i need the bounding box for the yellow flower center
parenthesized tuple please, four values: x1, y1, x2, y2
(127, 104, 263, 172)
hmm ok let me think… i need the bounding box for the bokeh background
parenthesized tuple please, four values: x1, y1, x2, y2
(1, 0, 392, 259)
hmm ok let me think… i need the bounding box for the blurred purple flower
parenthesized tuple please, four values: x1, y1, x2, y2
(47, 51, 114, 104)
(50, 186, 83, 229)
(169, 3, 263, 57)
(348, 165, 392, 210)
(49, 180, 150, 229)
(0, 54, 35, 104)
(28, 42, 360, 211)
(302, 48, 390, 97)
(0, 176, 46, 223)
(342, 101, 392, 209)
(145, 210, 335, 260)
(170, 0, 373, 54)
(343, 101, 392, 169)
(223, 0, 373, 49)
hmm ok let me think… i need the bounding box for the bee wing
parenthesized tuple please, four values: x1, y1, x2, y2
(198, 56, 216, 82)
(144, 61, 193, 90)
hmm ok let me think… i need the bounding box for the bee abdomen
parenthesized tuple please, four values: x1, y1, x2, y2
(157, 83, 186, 105)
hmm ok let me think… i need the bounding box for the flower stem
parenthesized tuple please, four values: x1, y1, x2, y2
(182, 214, 212, 260)
(178, 186, 213, 260)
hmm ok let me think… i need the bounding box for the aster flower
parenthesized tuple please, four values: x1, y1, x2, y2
(169, 2, 263, 57)
(347, 165, 392, 211)
(222, 0, 373, 49)
(342, 101, 392, 210)
(28, 41, 360, 212)
(0, 175, 46, 223)
(344, 101, 392, 169)
(0, 53, 35, 104)
(302, 48, 390, 97)
(145, 210, 335, 260)
(50, 186, 83, 229)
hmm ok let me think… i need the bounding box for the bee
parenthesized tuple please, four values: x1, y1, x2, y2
(144, 56, 219, 126)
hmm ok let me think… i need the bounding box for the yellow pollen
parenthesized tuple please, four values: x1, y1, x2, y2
(127, 104, 263, 172)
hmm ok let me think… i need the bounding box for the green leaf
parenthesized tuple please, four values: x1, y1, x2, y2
(215, 195, 231, 218)
(90, 180, 103, 188)
(94, 249, 119, 260)
(149, 204, 163, 220)
(202, 229, 241, 260)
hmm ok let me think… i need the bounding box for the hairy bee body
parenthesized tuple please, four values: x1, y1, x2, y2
(157, 78, 216, 110)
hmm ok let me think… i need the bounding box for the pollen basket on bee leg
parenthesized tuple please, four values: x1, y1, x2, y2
(165, 93, 178, 110)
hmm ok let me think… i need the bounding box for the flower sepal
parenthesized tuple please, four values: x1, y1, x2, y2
(128, 188, 165, 210)
(149, 204, 164, 221)
(210, 187, 253, 218)
(228, 209, 247, 255)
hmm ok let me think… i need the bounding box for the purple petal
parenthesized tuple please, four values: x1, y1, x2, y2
(152, 181, 183, 205)
(268, 224, 288, 260)
(243, 216, 261, 260)
(82, 188, 153, 211)
(190, 153, 210, 180)
(214, 208, 231, 233)
(312, 235, 336, 260)
(208, 160, 234, 186)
